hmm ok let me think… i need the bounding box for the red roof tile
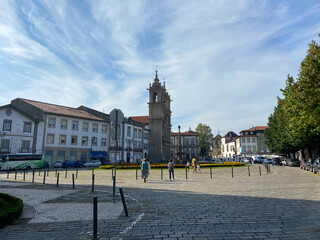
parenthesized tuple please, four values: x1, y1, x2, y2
(20, 99, 104, 121)
(130, 116, 149, 124)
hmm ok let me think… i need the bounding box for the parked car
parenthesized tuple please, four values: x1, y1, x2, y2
(54, 161, 63, 168)
(263, 159, 273, 164)
(84, 160, 101, 167)
(62, 160, 84, 168)
(287, 159, 300, 167)
(272, 157, 282, 166)
(253, 156, 265, 164)
(282, 159, 288, 166)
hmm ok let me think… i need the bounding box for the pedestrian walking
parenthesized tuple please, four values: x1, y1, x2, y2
(146, 158, 151, 176)
(168, 159, 175, 180)
(192, 157, 197, 173)
(197, 163, 201, 173)
(186, 161, 190, 172)
(141, 158, 149, 183)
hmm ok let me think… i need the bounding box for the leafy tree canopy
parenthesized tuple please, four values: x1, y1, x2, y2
(196, 123, 213, 157)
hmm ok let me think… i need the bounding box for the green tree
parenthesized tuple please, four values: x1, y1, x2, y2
(196, 123, 213, 157)
(266, 34, 320, 156)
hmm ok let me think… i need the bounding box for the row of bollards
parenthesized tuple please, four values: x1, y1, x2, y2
(132, 165, 270, 180)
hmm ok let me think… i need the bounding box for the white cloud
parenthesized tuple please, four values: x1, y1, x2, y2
(0, 0, 319, 137)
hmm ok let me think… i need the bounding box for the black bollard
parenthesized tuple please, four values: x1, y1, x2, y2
(119, 188, 129, 217)
(47, 169, 49, 177)
(259, 166, 261, 176)
(72, 174, 75, 189)
(65, 168, 67, 178)
(136, 168, 138, 180)
(39, 170, 41, 176)
(112, 168, 113, 179)
(161, 167, 163, 180)
(93, 197, 98, 240)
(248, 166, 250, 177)
(92, 174, 95, 192)
(266, 164, 269, 174)
(76, 168, 78, 179)
(15, 170, 17, 180)
(23, 171, 26, 181)
(232, 167, 234, 178)
(210, 167, 212, 179)
(32, 171, 35, 183)
(43, 171, 46, 184)
(7, 171, 9, 179)
(56, 172, 60, 187)
(186, 167, 188, 179)
(113, 176, 116, 203)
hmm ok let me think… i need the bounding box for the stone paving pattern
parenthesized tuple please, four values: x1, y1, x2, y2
(0, 165, 319, 239)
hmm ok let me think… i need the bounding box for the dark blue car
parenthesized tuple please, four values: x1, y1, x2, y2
(62, 160, 84, 168)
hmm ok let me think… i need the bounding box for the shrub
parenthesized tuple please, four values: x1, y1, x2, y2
(0, 193, 23, 228)
(99, 162, 244, 169)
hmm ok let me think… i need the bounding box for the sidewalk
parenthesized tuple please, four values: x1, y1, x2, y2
(1, 166, 320, 239)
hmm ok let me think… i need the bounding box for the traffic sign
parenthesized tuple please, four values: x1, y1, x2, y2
(110, 109, 124, 125)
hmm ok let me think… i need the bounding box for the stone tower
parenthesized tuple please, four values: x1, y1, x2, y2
(148, 70, 171, 162)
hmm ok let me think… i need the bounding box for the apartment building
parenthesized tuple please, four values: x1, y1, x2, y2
(0, 98, 149, 165)
(170, 129, 200, 161)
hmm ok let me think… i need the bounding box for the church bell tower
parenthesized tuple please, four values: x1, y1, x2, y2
(148, 70, 171, 162)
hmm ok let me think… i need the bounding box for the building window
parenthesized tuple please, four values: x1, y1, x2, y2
(59, 135, 66, 145)
(102, 125, 107, 134)
(58, 151, 65, 161)
(47, 134, 54, 144)
(70, 151, 77, 161)
(72, 121, 79, 131)
(21, 140, 30, 152)
(82, 122, 88, 132)
(242, 138, 246, 143)
(82, 136, 88, 146)
(191, 138, 195, 145)
(80, 152, 87, 162)
(48, 118, 56, 128)
(127, 126, 131, 137)
(101, 138, 106, 147)
(253, 145, 257, 152)
(134, 128, 138, 138)
(60, 119, 68, 130)
(252, 138, 256, 143)
(247, 137, 251, 143)
(3, 119, 12, 131)
(242, 146, 246, 152)
(248, 145, 252, 152)
(91, 137, 97, 146)
(261, 146, 264, 152)
(1, 139, 10, 152)
(143, 132, 148, 140)
(23, 122, 32, 133)
(92, 123, 98, 133)
(138, 129, 142, 138)
(71, 136, 77, 145)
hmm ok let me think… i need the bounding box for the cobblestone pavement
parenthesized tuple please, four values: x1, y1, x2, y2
(0, 165, 319, 240)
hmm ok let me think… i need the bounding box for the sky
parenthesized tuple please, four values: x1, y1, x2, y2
(0, 0, 320, 136)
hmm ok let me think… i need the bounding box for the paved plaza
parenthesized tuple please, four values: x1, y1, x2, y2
(0, 165, 319, 240)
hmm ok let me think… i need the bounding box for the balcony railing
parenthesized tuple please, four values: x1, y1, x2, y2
(109, 146, 122, 151)
(0, 148, 11, 153)
(19, 148, 32, 153)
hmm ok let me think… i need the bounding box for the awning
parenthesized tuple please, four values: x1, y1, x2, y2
(90, 151, 108, 158)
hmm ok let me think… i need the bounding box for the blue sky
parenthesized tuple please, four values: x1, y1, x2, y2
(0, 0, 320, 135)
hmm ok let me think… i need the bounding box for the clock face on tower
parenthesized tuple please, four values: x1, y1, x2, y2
(6, 108, 12, 116)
